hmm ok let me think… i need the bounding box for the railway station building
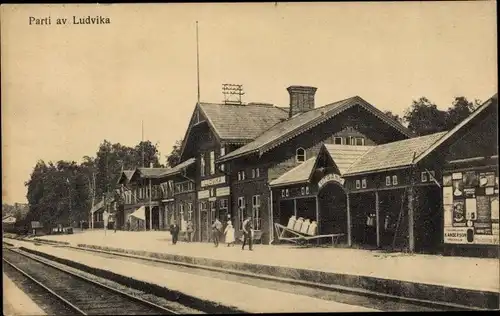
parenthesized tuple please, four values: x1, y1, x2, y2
(114, 86, 498, 256)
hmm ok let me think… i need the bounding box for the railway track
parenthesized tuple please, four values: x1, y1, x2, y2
(5, 238, 491, 312)
(3, 247, 179, 315)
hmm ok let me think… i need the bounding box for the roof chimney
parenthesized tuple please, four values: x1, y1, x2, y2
(287, 85, 317, 118)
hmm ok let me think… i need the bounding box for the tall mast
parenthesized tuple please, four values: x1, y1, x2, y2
(196, 21, 201, 104)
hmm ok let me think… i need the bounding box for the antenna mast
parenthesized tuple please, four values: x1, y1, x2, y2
(222, 84, 245, 105)
(196, 21, 201, 103)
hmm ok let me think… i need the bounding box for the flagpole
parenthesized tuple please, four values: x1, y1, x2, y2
(196, 21, 200, 104)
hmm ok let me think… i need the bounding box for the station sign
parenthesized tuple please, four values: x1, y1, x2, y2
(318, 173, 345, 189)
(201, 176, 226, 188)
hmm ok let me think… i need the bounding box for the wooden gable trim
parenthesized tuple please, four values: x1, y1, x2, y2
(179, 103, 223, 160)
(179, 103, 202, 160)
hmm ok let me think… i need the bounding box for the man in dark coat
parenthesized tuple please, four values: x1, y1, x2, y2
(170, 223, 180, 245)
(241, 216, 253, 251)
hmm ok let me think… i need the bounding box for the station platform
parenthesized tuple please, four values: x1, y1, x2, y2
(28, 230, 499, 309)
(3, 273, 46, 315)
(7, 239, 377, 313)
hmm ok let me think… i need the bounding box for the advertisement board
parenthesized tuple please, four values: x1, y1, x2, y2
(443, 170, 499, 245)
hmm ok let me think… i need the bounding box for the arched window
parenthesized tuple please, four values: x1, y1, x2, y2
(296, 147, 306, 163)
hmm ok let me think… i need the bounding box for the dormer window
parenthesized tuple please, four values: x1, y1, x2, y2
(296, 148, 306, 163)
(334, 137, 344, 145)
(355, 137, 365, 146)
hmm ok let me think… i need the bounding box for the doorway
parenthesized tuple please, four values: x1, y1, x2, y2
(318, 182, 348, 243)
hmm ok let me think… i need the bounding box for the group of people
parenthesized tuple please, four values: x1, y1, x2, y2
(169, 215, 254, 251)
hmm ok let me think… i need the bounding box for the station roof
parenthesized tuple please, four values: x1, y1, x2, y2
(218, 96, 412, 163)
(322, 144, 374, 175)
(269, 144, 373, 188)
(343, 132, 448, 176)
(198, 102, 289, 142)
(157, 158, 196, 178)
(269, 157, 317, 188)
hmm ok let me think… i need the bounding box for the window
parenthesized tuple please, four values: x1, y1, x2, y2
(301, 187, 305, 195)
(200, 201, 208, 212)
(355, 137, 365, 146)
(334, 137, 344, 145)
(179, 203, 184, 220)
(356, 180, 361, 189)
(220, 147, 226, 172)
(200, 154, 205, 177)
(348, 136, 355, 145)
(428, 171, 436, 181)
(362, 178, 367, 189)
(219, 198, 228, 210)
(285, 189, 290, 197)
(241, 170, 246, 180)
(281, 190, 286, 198)
(392, 175, 398, 185)
(209, 151, 215, 175)
(251, 168, 260, 178)
(188, 182, 194, 191)
(386, 176, 391, 186)
(210, 201, 216, 223)
(305, 186, 310, 195)
(296, 148, 306, 163)
(252, 195, 261, 230)
(422, 170, 436, 182)
(421, 172, 428, 182)
(238, 197, 245, 230)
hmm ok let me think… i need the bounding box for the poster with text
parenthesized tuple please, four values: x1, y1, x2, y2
(443, 186, 453, 205)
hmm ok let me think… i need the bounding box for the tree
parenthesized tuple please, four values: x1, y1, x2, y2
(134, 141, 162, 168)
(444, 97, 481, 130)
(403, 97, 447, 136)
(384, 111, 405, 126)
(166, 139, 183, 168)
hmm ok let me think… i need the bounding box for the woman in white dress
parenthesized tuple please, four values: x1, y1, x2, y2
(224, 220, 235, 247)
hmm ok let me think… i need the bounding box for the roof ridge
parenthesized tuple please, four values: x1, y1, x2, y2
(372, 131, 448, 149)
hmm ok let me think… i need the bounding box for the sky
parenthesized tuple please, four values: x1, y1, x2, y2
(1, 2, 497, 204)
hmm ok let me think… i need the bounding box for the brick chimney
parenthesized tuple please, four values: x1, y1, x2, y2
(287, 85, 317, 118)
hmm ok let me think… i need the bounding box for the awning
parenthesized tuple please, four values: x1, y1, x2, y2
(129, 206, 146, 220)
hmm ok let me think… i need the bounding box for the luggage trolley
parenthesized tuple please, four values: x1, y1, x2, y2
(274, 216, 344, 246)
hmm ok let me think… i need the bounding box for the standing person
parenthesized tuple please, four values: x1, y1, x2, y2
(211, 218, 223, 247)
(224, 220, 235, 247)
(186, 220, 194, 242)
(170, 222, 180, 245)
(103, 210, 109, 236)
(241, 216, 253, 251)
